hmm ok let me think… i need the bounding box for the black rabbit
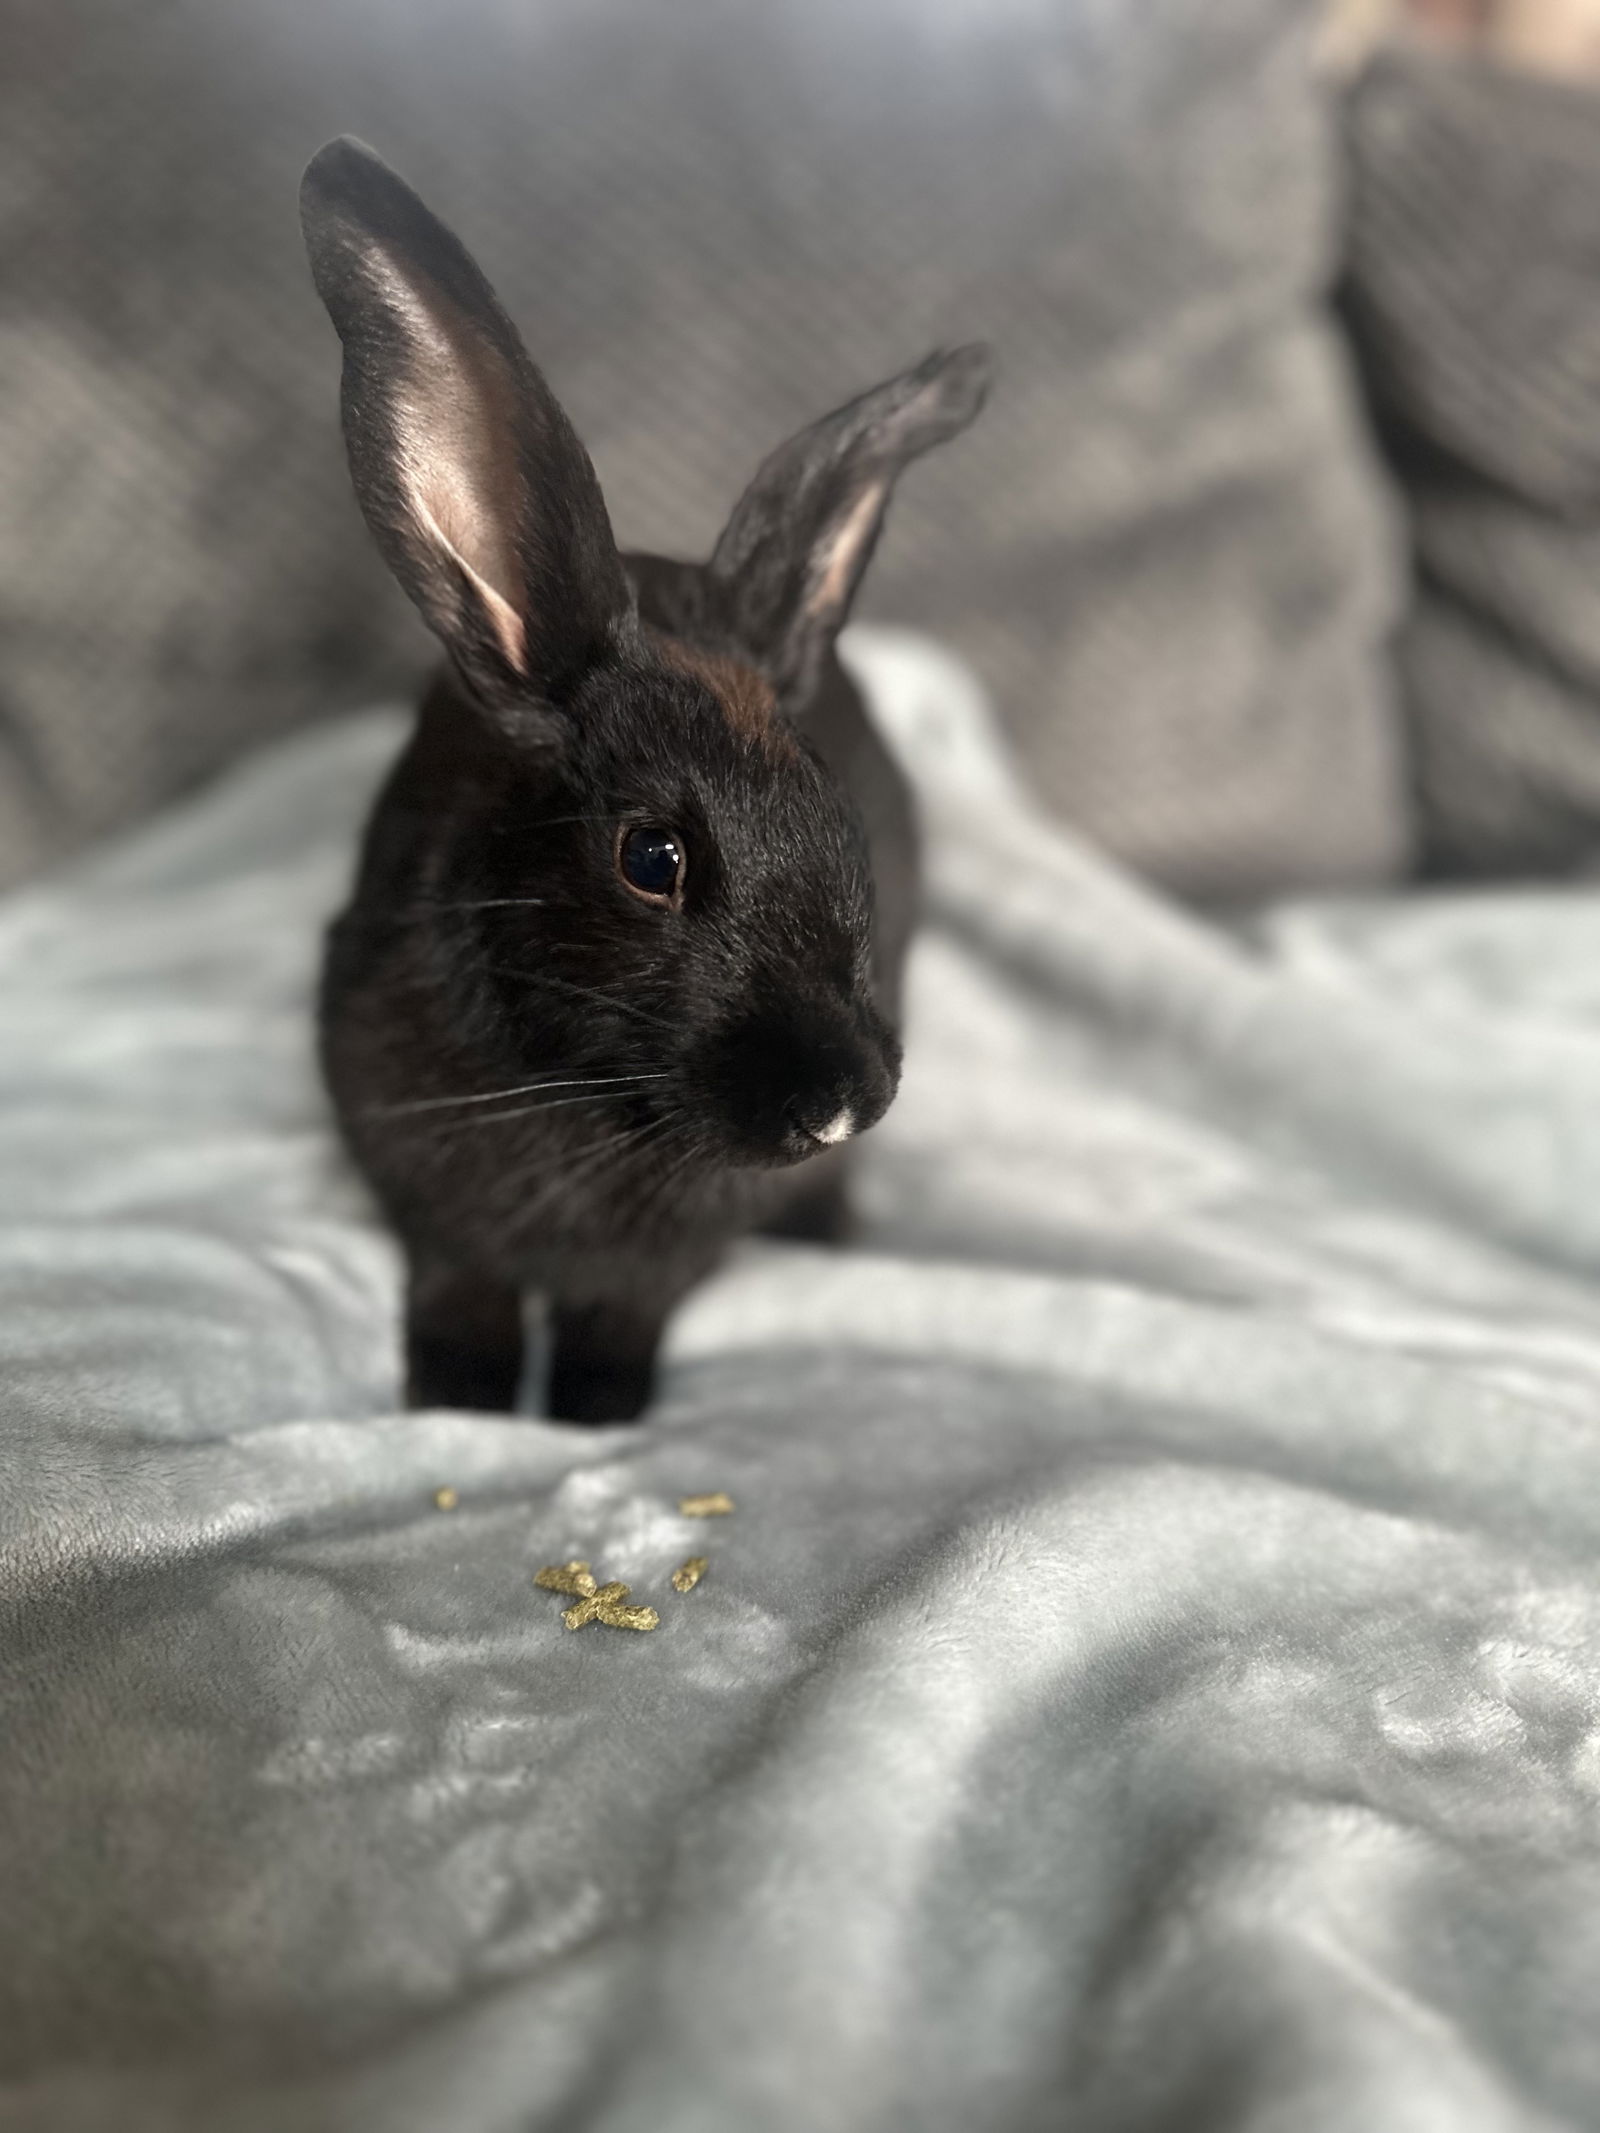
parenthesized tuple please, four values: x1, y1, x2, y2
(300, 137, 989, 1421)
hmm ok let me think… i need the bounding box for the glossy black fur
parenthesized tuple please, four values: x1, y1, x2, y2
(301, 138, 989, 1420)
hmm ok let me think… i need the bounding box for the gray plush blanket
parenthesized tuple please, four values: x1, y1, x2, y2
(5, 633, 1600, 2132)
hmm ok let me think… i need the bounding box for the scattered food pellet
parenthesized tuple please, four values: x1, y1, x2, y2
(679, 1492, 735, 1517)
(565, 1586, 659, 1633)
(672, 1556, 709, 1593)
(534, 1559, 658, 1633)
(535, 1560, 596, 1597)
(432, 1487, 459, 1512)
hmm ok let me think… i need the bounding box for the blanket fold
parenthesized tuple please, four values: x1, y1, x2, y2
(3, 633, 1600, 2131)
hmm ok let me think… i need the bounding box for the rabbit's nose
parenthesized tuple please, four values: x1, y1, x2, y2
(785, 1097, 857, 1151)
(703, 1007, 888, 1166)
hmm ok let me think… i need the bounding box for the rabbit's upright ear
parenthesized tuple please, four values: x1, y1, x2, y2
(707, 345, 991, 707)
(300, 138, 632, 706)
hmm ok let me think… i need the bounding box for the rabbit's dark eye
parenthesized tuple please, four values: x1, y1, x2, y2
(617, 824, 686, 906)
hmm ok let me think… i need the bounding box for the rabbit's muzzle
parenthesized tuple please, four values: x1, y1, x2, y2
(696, 1000, 900, 1169)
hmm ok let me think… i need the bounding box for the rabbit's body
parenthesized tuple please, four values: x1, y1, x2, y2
(301, 138, 986, 1420)
(322, 615, 912, 1416)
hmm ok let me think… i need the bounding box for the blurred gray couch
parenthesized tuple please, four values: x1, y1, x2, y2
(7, 2, 1600, 894)
(0, 0, 1411, 901)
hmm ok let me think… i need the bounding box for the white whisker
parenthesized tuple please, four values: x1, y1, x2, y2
(366, 1071, 667, 1119)
(493, 967, 678, 1034)
(423, 897, 552, 911)
(552, 1111, 685, 1190)
(424, 1090, 671, 1138)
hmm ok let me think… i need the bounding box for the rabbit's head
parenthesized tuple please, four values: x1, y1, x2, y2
(302, 139, 987, 1172)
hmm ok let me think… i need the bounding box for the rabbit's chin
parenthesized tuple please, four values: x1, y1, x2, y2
(725, 1126, 853, 1174)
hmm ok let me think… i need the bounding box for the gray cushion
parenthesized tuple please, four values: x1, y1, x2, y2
(0, 0, 1406, 898)
(1344, 50, 1600, 875)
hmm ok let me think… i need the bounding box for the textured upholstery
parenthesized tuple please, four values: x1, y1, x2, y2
(1344, 49, 1600, 876)
(0, 0, 1408, 898)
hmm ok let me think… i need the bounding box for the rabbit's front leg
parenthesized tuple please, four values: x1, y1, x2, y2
(404, 1251, 525, 1411)
(547, 1295, 669, 1424)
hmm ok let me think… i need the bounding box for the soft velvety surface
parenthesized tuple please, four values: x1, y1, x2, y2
(5, 634, 1600, 2130)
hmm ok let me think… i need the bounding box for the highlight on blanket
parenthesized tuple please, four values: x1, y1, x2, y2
(8, 1, 1600, 2127)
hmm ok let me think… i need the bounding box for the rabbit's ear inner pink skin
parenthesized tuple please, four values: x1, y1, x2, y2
(375, 254, 533, 677)
(299, 135, 634, 711)
(706, 341, 992, 709)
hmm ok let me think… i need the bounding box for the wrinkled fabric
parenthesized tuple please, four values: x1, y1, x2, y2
(5, 633, 1600, 2131)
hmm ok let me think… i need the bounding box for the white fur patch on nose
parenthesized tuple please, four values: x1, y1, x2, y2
(813, 1107, 855, 1147)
